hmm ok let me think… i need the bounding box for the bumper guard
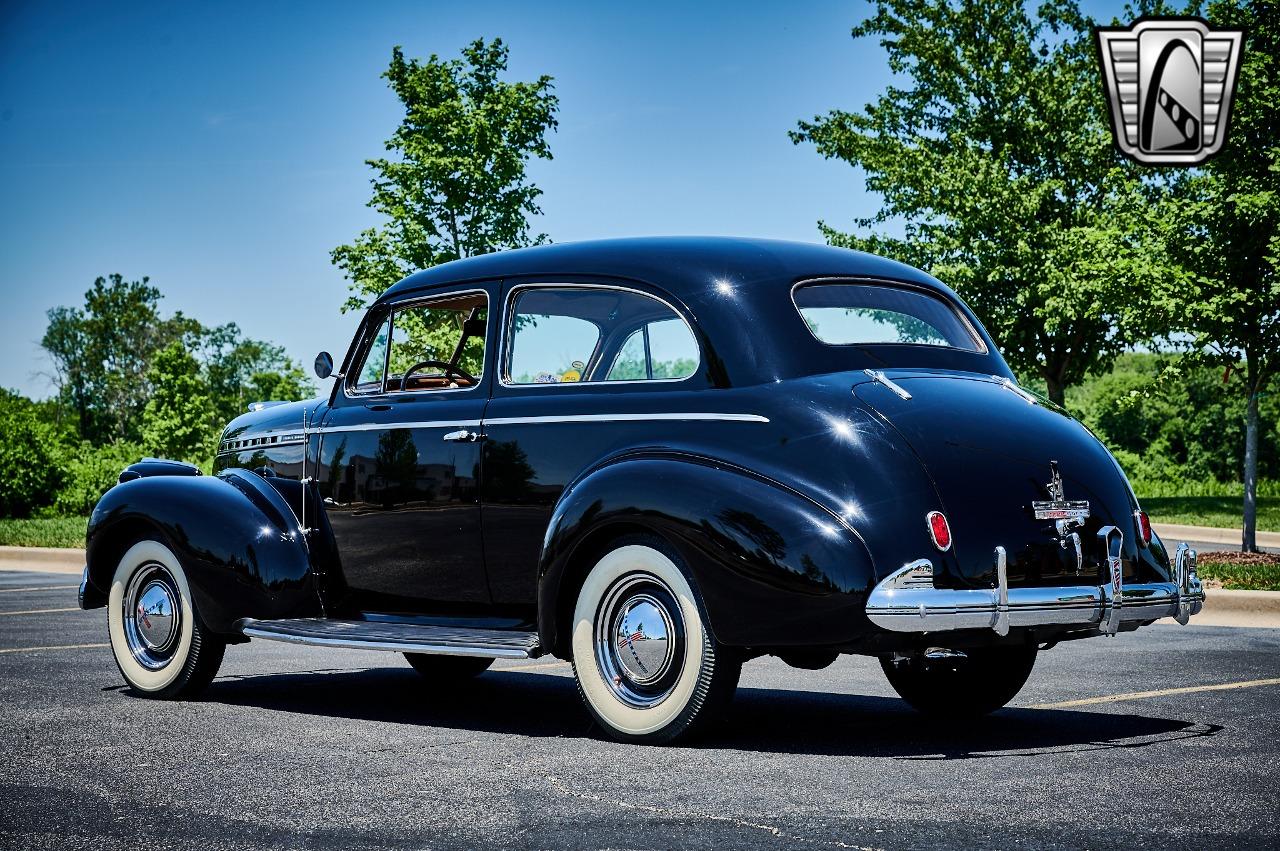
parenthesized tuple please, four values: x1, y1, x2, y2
(866, 526, 1204, 635)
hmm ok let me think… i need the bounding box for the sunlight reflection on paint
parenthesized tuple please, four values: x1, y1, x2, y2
(840, 501, 866, 523)
(714, 278, 735, 296)
(813, 520, 841, 539)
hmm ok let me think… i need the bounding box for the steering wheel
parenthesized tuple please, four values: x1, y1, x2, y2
(399, 360, 477, 391)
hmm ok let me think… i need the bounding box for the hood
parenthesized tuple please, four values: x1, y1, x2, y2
(853, 371, 1164, 589)
(220, 398, 327, 445)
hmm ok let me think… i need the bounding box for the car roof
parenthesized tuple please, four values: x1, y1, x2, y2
(374, 236, 1005, 386)
(378, 236, 943, 304)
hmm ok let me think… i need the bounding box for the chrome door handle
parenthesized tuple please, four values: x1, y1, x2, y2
(442, 429, 484, 442)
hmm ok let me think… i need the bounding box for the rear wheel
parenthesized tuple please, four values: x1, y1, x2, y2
(403, 654, 493, 679)
(108, 539, 225, 699)
(880, 645, 1037, 718)
(570, 536, 740, 745)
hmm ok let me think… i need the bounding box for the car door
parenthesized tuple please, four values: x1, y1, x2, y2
(480, 281, 710, 605)
(315, 286, 495, 615)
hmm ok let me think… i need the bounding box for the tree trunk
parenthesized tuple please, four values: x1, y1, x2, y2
(1045, 374, 1066, 407)
(1242, 384, 1259, 553)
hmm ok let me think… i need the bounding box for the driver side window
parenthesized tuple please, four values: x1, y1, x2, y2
(350, 291, 488, 395)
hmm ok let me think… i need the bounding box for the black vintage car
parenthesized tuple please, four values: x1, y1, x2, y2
(79, 237, 1204, 743)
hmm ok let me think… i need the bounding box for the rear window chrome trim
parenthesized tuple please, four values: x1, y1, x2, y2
(790, 277, 988, 354)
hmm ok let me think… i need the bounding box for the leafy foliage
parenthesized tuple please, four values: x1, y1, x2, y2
(40, 276, 313, 462)
(200, 323, 313, 426)
(790, 0, 1181, 404)
(331, 39, 558, 312)
(51, 440, 147, 517)
(0, 391, 67, 518)
(1159, 0, 1280, 549)
(41, 274, 197, 444)
(1065, 353, 1279, 489)
(141, 342, 216, 464)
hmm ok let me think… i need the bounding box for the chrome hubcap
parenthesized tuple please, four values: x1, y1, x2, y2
(595, 574, 685, 708)
(135, 581, 177, 650)
(123, 563, 182, 670)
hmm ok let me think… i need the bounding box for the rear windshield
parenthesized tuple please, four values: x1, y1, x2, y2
(793, 283, 983, 351)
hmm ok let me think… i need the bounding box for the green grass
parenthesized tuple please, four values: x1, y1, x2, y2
(0, 516, 88, 549)
(1138, 496, 1280, 532)
(1196, 559, 1280, 591)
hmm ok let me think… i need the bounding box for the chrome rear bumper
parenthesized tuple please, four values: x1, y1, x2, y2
(866, 527, 1204, 635)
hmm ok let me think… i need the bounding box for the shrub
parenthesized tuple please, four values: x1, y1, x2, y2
(50, 441, 146, 517)
(0, 393, 67, 518)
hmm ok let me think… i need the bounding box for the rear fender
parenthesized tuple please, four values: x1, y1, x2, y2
(84, 468, 321, 634)
(537, 455, 876, 657)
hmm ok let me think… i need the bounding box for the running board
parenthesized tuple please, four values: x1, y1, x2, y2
(237, 618, 542, 659)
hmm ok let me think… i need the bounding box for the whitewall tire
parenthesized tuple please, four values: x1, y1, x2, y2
(570, 537, 740, 744)
(107, 539, 225, 698)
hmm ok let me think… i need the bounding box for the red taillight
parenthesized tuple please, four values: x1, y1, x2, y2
(927, 511, 952, 551)
(1135, 510, 1152, 547)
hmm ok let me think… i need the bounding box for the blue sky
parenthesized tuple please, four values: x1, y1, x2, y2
(0, 0, 1124, 400)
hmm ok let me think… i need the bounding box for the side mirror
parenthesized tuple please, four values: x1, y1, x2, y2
(314, 351, 334, 380)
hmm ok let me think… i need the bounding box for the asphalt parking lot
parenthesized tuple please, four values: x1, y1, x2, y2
(2, 568, 1278, 850)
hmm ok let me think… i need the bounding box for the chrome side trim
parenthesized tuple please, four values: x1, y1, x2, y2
(863, 369, 912, 400)
(218, 431, 306, 455)
(482, 412, 769, 426)
(315, 420, 482, 434)
(866, 543, 1206, 634)
(311, 413, 770, 435)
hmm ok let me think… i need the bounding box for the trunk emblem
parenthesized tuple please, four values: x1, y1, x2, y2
(1032, 461, 1091, 522)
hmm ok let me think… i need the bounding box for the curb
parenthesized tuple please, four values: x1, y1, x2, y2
(1203, 589, 1280, 615)
(1152, 522, 1280, 549)
(0, 546, 85, 576)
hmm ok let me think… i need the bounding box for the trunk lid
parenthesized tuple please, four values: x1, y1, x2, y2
(854, 372, 1139, 589)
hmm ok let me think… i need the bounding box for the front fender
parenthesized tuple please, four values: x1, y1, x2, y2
(84, 469, 321, 634)
(538, 455, 877, 656)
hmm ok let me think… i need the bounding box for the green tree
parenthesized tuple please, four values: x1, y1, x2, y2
(331, 38, 558, 312)
(1163, 0, 1280, 550)
(200, 323, 313, 423)
(790, 0, 1178, 405)
(0, 390, 67, 518)
(140, 342, 215, 465)
(41, 274, 197, 443)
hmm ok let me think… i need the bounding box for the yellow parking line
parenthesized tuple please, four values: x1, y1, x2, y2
(0, 607, 83, 616)
(1031, 677, 1280, 709)
(0, 585, 77, 593)
(0, 643, 108, 654)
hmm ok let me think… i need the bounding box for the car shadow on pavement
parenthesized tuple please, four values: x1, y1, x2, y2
(195, 666, 1219, 757)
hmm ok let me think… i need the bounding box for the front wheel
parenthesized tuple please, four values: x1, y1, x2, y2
(108, 539, 225, 699)
(880, 645, 1037, 718)
(570, 537, 740, 745)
